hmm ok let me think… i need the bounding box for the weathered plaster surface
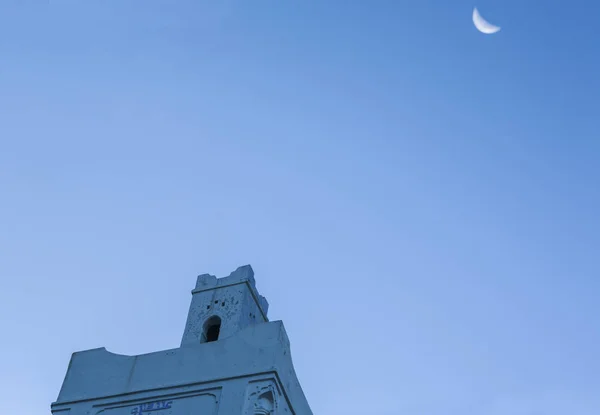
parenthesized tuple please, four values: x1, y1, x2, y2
(51, 265, 312, 415)
(181, 266, 270, 347)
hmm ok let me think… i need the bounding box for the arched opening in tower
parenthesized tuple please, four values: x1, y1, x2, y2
(201, 316, 222, 343)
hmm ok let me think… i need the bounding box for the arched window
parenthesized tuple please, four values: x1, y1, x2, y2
(201, 316, 221, 343)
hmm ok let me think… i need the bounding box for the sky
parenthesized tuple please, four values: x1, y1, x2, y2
(0, 1, 599, 414)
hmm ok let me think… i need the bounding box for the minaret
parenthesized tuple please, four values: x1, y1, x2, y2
(180, 265, 270, 347)
(51, 265, 312, 415)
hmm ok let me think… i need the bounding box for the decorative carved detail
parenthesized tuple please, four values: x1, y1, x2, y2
(244, 380, 279, 415)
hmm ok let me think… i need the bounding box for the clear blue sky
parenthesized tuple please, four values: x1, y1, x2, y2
(1, 1, 599, 414)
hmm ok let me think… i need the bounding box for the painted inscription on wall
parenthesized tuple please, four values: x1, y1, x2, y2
(131, 400, 173, 415)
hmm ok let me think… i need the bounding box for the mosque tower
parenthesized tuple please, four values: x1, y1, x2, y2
(51, 265, 313, 415)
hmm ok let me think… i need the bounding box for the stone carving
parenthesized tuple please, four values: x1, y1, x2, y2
(244, 380, 279, 415)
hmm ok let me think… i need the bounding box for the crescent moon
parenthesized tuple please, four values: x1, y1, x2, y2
(472, 7, 501, 34)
